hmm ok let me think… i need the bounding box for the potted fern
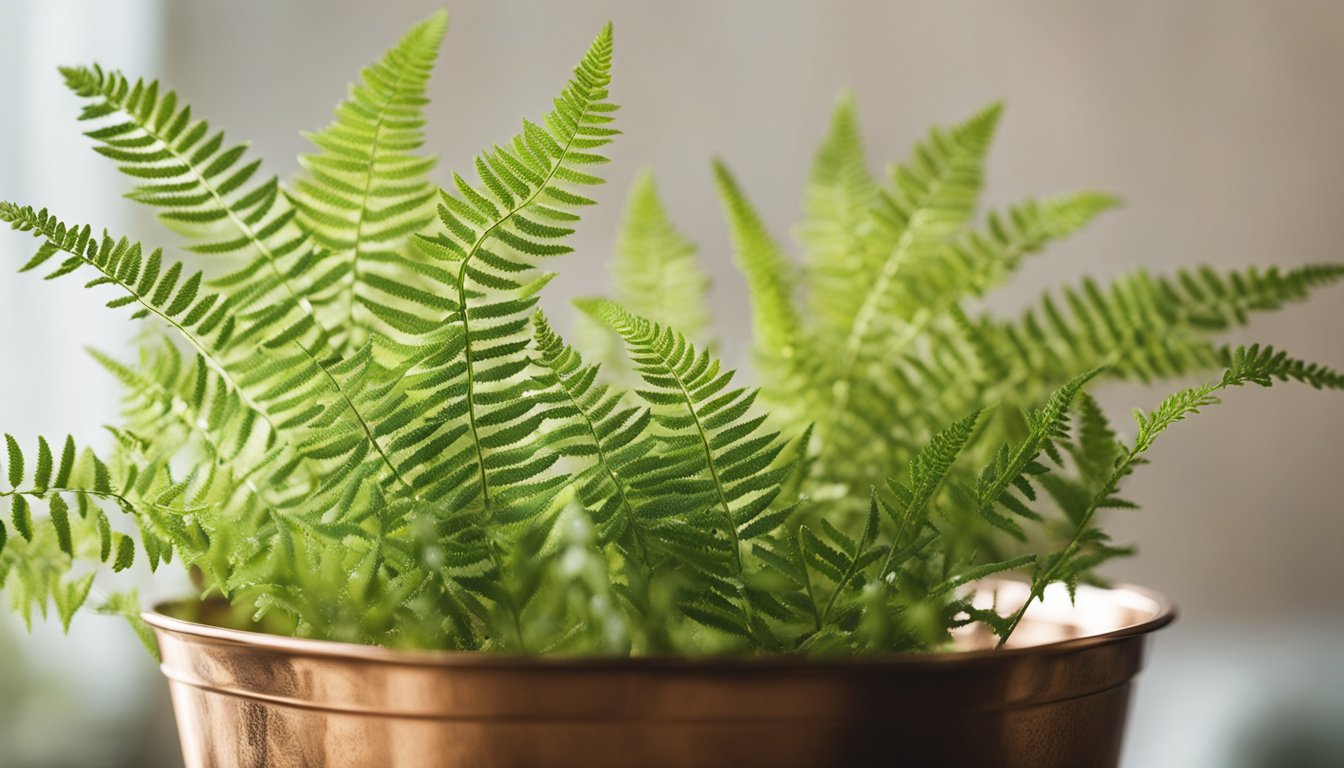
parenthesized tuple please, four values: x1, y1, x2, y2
(2, 10, 1340, 768)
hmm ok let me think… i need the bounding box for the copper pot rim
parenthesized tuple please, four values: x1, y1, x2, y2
(142, 579, 1175, 671)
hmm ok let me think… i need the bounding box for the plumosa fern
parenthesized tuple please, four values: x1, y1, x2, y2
(1, 11, 1340, 657)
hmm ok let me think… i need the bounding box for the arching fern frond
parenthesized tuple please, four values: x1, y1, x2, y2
(61, 65, 312, 307)
(532, 311, 658, 562)
(927, 192, 1119, 303)
(386, 23, 617, 518)
(793, 104, 1002, 482)
(60, 61, 354, 380)
(712, 160, 801, 367)
(292, 11, 448, 348)
(0, 203, 422, 532)
(577, 298, 798, 645)
(982, 263, 1344, 394)
(825, 103, 1001, 374)
(998, 345, 1344, 645)
(0, 203, 272, 419)
(576, 299, 794, 557)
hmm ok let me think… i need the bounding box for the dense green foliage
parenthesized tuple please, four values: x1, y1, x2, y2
(2, 11, 1341, 656)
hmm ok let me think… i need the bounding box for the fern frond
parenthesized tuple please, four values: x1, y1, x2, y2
(0, 203, 282, 430)
(61, 65, 315, 312)
(531, 310, 659, 564)
(322, 26, 623, 643)
(292, 11, 448, 348)
(712, 160, 801, 367)
(826, 103, 1000, 372)
(383, 24, 616, 518)
(880, 408, 982, 577)
(577, 299, 792, 558)
(0, 435, 152, 629)
(799, 90, 878, 333)
(1, 203, 427, 549)
(1218, 342, 1344, 391)
(932, 192, 1119, 301)
(577, 298, 797, 643)
(998, 345, 1343, 645)
(968, 369, 1099, 541)
(611, 169, 710, 344)
(988, 263, 1344, 389)
(791, 104, 1002, 484)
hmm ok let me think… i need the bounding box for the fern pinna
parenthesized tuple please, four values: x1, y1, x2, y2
(1, 11, 1341, 656)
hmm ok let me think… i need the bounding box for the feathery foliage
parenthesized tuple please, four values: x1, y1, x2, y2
(291, 10, 448, 349)
(1, 11, 1339, 656)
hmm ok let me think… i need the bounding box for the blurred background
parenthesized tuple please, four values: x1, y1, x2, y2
(1, 1, 1341, 766)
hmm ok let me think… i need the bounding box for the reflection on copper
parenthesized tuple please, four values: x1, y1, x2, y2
(144, 580, 1175, 768)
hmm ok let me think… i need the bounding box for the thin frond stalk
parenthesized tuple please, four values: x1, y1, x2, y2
(997, 345, 1344, 645)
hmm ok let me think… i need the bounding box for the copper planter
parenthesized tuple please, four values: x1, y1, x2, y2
(143, 580, 1173, 768)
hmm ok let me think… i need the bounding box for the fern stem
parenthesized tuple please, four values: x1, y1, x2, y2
(794, 531, 822, 631)
(994, 454, 1132, 647)
(550, 383, 651, 566)
(342, 60, 416, 351)
(669, 366, 743, 572)
(450, 101, 594, 513)
(0, 486, 134, 510)
(301, 342, 414, 493)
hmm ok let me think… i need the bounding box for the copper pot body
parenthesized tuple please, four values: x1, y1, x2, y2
(144, 580, 1173, 768)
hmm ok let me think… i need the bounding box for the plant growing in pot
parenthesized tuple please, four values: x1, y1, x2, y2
(1, 9, 1341, 768)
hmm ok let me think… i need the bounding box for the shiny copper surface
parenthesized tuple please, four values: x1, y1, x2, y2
(144, 580, 1174, 768)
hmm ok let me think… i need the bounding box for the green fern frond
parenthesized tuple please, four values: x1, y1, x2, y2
(825, 103, 1000, 363)
(576, 299, 792, 558)
(880, 408, 982, 577)
(292, 11, 448, 348)
(60, 65, 314, 308)
(986, 263, 1344, 390)
(935, 192, 1119, 300)
(998, 345, 1342, 645)
(793, 104, 1002, 481)
(611, 169, 710, 344)
(0, 435, 152, 629)
(385, 23, 617, 521)
(577, 298, 797, 643)
(532, 310, 658, 561)
(1218, 342, 1344, 390)
(799, 91, 878, 333)
(0, 204, 275, 422)
(712, 160, 800, 365)
(59, 60, 361, 402)
(320, 25, 623, 643)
